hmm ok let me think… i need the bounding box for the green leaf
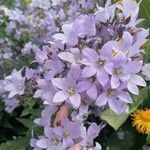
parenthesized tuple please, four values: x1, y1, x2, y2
(138, 0, 150, 28)
(129, 87, 150, 113)
(0, 137, 27, 150)
(101, 109, 129, 131)
(16, 118, 34, 128)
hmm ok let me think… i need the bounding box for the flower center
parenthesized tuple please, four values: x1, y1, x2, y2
(139, 110, 150, 122)
(63, 131, 70, 138)
(112, 50, 117, 57)
(107, 89, 115, 96)
(67, 87, 76, 95)
(75, 58, 81, 64)
(114, 67, 122, 75)
(51, 139, 58, 145)
(97, 59, 105, 67)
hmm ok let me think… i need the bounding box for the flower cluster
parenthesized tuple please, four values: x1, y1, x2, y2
(0, 0, 150, 149)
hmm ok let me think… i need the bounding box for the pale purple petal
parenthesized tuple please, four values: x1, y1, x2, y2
(51, 78, 65, 90)
(127, 82, 139, 95)
(118, 91, 132, 103)
(53, 91, 68, 103)
(82, 66, 97, 78)
(82, 47, 98, 61)
(111, 76, 120, 89)
(76, 81, 91, 92)
(58, 52, 74, 63)
(96, 92, 107, 107)
(86, 84, 97, 100)
(36, 138, 49, 149)
(130, 75, 146, 87)
(124, 61, 142, 74)
(97, 69, 109, 86)
(108, 99, 127, 114)
(69, 93, 81, 108)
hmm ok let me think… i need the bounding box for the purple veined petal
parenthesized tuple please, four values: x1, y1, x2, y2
(62, 117, 72, 129)
(124, 61, 142, 74)
(69, 93, 81, 108)
(113, 51, 127, 65)
(83, 15, 96, 37)
(130, 75, 146, 87)
(82, 66, 97, 78)
(53, 91, 68, 103)
(104, 63, 114, 75)
(108, 99, 127, 114)
(63, 138, 74, 150)
(122, 31, 133, 49)
(51, 78, 65, 90)
(76, 81, 91, 93)
(36, 138, 49, 149)
(111, 76, 120, 89)
(53, 127, 64, 137)
(58, 52, 74, 63)
(97, 69, 109, 86)
(127, 82, 139, 95)
(96, 92, 108, 107)
(44, 127, 54, 139)
(82, 47, 98, 62)
(45, 71, 55, 81)
(86, 84, 97, 100)
(118, 91, 132, 103)
(67, 67, 81, 83)
(53, 33, 67, 44)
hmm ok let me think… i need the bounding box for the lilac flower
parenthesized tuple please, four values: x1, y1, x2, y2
(4, 69, 25, 98)
(34, 105, 57, 127)
(96, 82, 132, 114)
(105, 51, 142, 89)
(52, 67, 91, 108)
(34, 79, 56, 104)
(36, 127, 62, 150)
(54, 117, 82, 149)
(21, 42, 39, 55)
(81, 47, 110, 86)
(80, 123, 104, 149)
(44, 54, 64, 81)
(58, 48, 82, 66)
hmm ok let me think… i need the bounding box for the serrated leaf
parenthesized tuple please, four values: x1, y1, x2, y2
(101, 109, 129, 131)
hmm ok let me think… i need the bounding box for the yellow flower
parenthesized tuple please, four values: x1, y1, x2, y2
(132, 109, 150, 134)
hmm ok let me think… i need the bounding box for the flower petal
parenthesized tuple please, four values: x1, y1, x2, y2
(58, 52, 74, 63)
(82, 66, 97, 78)
(127, 82, 139, 95)
(96, 92, 107, 107)
(130, 75, 146, 87)
(111, 76, 120, 89)
(76, 81, 91, 92)
(97, 69, 109, 86)
(86, 84, 97, 100)
(53, 91, 68, 103)
(69, 94, 81, 108)
(51, 78, 65, 90)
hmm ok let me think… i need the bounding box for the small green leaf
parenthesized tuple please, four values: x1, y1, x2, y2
(16, 118, 34, 128)
(101, 109, 129, 131)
